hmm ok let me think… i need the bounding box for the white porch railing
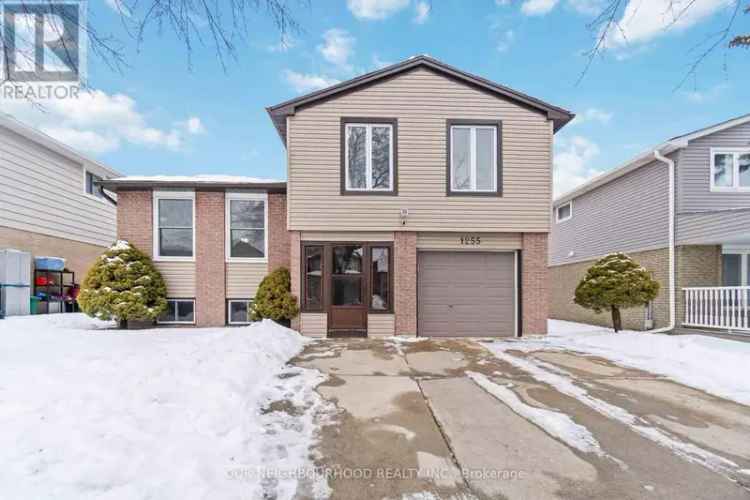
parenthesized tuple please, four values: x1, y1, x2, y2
(683, 286, 750, 331)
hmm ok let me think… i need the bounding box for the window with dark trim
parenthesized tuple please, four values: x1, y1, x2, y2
(303, 245, 324, 311)
(446, 119, 502, 196)
(370, 246, 390, 311)
(340, 118, 398, 195)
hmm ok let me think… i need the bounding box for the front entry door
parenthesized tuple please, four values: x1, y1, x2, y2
(328, 245, 368, 336)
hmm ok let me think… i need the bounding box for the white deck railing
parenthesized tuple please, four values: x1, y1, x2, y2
(683, 286, 750, 331)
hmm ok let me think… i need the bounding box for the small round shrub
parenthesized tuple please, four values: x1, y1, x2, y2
(251, 267, 299, 323)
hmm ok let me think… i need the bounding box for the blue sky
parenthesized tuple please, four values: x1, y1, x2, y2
(3, 0, 747, 196)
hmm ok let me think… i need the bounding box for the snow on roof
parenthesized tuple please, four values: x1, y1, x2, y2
(109, 175, 285, 184)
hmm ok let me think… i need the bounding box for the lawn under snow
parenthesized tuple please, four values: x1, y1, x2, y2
(0, 314, 331, 500)
(500, 319, 750, 406)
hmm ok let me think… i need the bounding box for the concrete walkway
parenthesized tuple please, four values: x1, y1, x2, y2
(292, 337, 750, 500)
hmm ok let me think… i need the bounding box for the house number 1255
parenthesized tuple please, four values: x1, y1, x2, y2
(460, 235, 481, 246)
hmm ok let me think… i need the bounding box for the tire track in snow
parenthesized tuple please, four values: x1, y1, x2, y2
(482, 344, 742, 482)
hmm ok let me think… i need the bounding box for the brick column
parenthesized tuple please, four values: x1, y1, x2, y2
(676, 245, 721, 330)
(268, 193, 291, 272)
(195, 191, 226, 327)
(394, 231, 417, 336)
(289, 230, 301, 331)
(116, 190, 153, 257)
(522, 232, 549, 335)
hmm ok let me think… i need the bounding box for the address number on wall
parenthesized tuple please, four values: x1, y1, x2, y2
(459, 235, 481, 246)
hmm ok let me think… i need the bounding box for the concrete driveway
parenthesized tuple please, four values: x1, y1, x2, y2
(292, 337, 750, 500)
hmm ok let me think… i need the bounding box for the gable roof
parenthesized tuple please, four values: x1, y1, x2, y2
(266, 55, 575, 144)
(0, 113, 121, 177)
(554, 112, 750, 207)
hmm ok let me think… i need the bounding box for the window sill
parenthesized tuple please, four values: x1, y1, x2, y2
(154, 257, 196, 263)
(446, 190, 503, 197)
(226, 257, 268, 264)
(368, 309, 394, 315)
(341, 189, 397, 196)
(157, 320, 196, 325)
(710, 187, 750, 193)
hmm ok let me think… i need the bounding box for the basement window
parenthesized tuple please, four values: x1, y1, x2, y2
(158, 299, 195, 324)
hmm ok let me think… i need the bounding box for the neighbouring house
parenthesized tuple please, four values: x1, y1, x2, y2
(0, 114, 120, 279)
(550, 113, 750, 336)
(102, 55, 574, 336)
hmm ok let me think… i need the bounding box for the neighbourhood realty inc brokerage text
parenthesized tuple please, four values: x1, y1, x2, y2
(227, 466, 527, 482)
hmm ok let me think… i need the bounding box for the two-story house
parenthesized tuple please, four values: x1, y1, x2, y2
(550, 113, 750, 337)
(103, 56, 574, 336)
(0, 114, 120, 278)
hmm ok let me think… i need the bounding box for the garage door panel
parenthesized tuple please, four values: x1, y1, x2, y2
(417, 251, 516, 337)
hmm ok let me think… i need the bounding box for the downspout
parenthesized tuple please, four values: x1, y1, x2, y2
(650, 149, 676, 333)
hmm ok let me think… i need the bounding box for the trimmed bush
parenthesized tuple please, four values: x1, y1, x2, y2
(251, 267, 299, 323)
(574, 253, 660, 332)
(78, 240, 168, 328)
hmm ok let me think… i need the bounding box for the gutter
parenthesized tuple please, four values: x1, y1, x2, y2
(651, 149, 676, 334)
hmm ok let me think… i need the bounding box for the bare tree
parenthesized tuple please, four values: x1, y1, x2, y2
(0, 0, 309, 87)
(579, 0, 749, 88)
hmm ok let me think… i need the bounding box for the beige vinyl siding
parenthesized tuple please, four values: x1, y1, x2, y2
(288, 67, 553, 233)
(302, 231, 394, 242)
(417, 232, 522, 251)
(0, 125, 116, 247)
(226, 261, 268, 298)
(155, 262, 196, 297)
(368, 314, 395, 336)
(300, 313, 327, 337)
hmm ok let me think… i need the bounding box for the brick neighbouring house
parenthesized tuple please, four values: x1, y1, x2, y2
(101, 55, 575, 337)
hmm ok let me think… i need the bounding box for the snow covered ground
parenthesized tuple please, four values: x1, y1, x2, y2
(492, 319, 750, 406)
(0, 314, 331, 500)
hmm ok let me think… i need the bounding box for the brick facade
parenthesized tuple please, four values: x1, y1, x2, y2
(268, 193, 290, 272)
(394, 232, 417, 336)
(549, 247, 670, 331)
(195, 191, 226, 327)
(522, 233, 549, 335)
(675, 245, 721, 330)
(116, 190, 153, 257)
(289, 230, 302, 331)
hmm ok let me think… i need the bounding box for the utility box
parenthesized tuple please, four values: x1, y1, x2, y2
(0, 249, 31, 317)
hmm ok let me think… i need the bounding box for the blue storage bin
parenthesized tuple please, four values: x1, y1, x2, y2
(35, 256, 66, 271)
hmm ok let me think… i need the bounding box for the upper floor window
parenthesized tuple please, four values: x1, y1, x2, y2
(342, 118, 396, 194)
(226, 193, 267, 261)
(153, 191, 194, 260)
(447, 121, 501, 195)
(85, 171, 105, 199)
(556, 201, 572, 223)
(711, 148, 750, 191)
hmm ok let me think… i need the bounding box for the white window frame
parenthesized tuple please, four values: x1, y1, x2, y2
(710, 148, 750, 192)
(344, 123, 394, 192)
(227, 299, 254, 325)
(153, 190, 196, 262)
(449, 125, 498, 193)
(157, 299, 196, 325)
(556, 201, 573, 223)
(721, 245, 750, 286)
(225, 192, 268, 263)
(82, 168, 109, 203)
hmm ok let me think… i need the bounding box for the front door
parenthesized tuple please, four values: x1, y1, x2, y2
(328, 245, 368, 336)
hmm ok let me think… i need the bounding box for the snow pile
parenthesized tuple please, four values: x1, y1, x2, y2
(0, 314, 329, 500)
(504, 320, 750, 406)
(467, 372, 605, 456)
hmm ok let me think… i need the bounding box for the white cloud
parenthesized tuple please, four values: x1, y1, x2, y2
(267, 34, 296, 53)
(283, 70, 339, 93)
(680, 82, 730, 103)
(567, 0, 605, 15)
(317, 29, 355, 70)
(1, 90, 197, 154)
(521, 0, 560, 16)
(179, 116, 206, 135)
(495, 0, 511, 5)
(569, 107, 613, 126)
(413, 1, 430, 24)
(372, 54, 392, 69)
(496, 29, 516, 53)
(346, 0, 410, 20)
(554, 135, 602, 196)
(605, 0, 733, 48)
(105, 0, 132, 17)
